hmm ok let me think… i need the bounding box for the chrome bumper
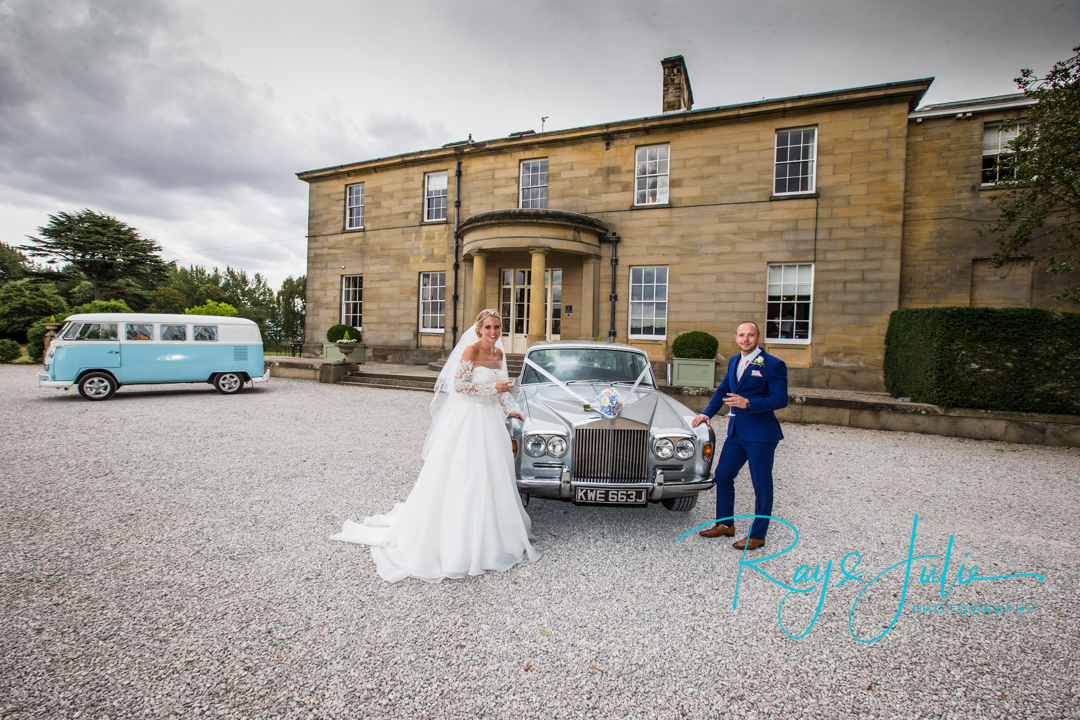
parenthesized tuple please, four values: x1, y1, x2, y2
(252, 369, 271, 384)
(518, 466, 714, 501)
(37, 373, 73, 389)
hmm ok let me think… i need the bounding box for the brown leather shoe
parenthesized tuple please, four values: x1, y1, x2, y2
(699, 523, 735, 538)
(733, 537, 766, 551)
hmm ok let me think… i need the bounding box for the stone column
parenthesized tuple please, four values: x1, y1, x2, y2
(580, 256, 600, 340)
(470, 252, 489, 317)
(527, 248, 548, 346)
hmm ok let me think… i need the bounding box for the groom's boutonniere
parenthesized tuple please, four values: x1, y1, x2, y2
(751, 356, 765, 368)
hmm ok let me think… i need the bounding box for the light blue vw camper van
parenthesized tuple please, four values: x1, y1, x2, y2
(37, 313, 269, 401)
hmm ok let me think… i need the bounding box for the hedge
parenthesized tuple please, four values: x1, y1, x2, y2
(884, 307, 1080, 415)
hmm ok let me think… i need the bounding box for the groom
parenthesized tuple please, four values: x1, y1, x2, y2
(691, 321, 787, 551)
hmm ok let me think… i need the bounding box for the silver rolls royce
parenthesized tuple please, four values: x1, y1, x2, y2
(511, 342, 716, 511)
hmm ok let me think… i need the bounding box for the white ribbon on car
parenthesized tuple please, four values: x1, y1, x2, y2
(521, 356, 655, 416)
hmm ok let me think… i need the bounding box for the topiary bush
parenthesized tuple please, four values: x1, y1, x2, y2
(326, 324, 360, 343)
(0, 339, 20, 363)
(884, 306, 1080, 414)
(671, 331, 719, 359)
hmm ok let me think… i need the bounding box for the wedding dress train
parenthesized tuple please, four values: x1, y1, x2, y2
(331, 362, 538, 583)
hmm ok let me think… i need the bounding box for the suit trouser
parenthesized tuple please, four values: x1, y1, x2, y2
(713, 433, 778, 540)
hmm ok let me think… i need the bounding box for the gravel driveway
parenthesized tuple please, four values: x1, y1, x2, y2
(2, 365, 1078, 719)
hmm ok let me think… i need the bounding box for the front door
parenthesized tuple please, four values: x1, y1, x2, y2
(501, 268, 561, 353)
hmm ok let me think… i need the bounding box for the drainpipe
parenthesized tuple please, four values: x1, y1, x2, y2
(599, 234, 620, 342)
(452, 160, 462, 346)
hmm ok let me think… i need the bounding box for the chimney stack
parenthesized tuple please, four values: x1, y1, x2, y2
(661, 55, 694, 113)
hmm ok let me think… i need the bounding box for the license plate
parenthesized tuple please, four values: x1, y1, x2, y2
(574, 487, 647, 505)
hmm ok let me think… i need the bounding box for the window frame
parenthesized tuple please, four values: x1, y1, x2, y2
(418, 271, 446, 334)
(345, 183, 364, 230)
(519, 158, 549, 209)
(981, 122, 1023, 186)
(627, 265, 669, 340)
(634, 144, 670, 206)
(764, 262, 814, 344)
(773, 127, 818, 196)
(341, 275, 363, 330)
(424, 171, 448, 222)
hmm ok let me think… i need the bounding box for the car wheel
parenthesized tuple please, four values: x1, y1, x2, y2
(78, 372, 117, 401)
(214, 372, 244, 395)
(519, 492, 530, 508)
(661, 495, 698, 512)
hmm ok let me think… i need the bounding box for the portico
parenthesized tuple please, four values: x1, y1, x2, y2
(459, 209, 608, 352)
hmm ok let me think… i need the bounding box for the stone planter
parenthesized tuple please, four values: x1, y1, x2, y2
(323, 342, 366, 364)
(671, 357, 716, 388)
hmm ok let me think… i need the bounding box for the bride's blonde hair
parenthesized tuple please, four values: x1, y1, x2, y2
(474, 308, 502, 335)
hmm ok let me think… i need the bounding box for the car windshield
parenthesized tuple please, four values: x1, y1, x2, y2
(520, 348, 654, 387)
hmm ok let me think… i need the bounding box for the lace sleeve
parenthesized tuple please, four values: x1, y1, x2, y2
(498, 389, 521, 418)
(454, 359, 497, 396)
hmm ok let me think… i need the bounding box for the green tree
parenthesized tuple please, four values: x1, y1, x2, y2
(0, 242, 32, 284)
(983, 46, 1080, 303)
(20, 210, 169, 303)
(277, 275, 306, 342)
(147, 286, 187, 313)
(0, 279, 70, 341)
(185, 300, 238, 317)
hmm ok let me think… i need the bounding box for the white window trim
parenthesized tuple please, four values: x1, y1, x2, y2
(773, 127, 818, 196)
(345, 183, 364, 230)
(627, 265, 668, 340)
(519, 158, 549, 209)
(341, 275, 363, 330)
(424, 171, 448, 222)
(980, 122, 1023, 187)
(764, 262, 813, 345)
(633, 144, 670, 206)
(418, 271, 446, 334)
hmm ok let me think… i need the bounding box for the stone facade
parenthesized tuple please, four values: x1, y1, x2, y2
(901, 96, 1073, 310)
(297, 63, 1063, 392)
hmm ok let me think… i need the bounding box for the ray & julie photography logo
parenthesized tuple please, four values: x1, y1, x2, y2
(677, 513, 1044, 643)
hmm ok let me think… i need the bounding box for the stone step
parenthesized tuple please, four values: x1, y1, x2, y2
(339, 381, 435, 393)
(341, 374, 436, 390)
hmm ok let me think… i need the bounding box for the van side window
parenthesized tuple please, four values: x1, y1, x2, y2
(75, 323, 118, 341)
(62, 323, 82, 340)
(161, 324, 186, 341)
(126, 324, 153, 341)
(193, 325, 218, 342)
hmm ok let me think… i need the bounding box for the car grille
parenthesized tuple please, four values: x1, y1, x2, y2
(572, 416, 649, 483)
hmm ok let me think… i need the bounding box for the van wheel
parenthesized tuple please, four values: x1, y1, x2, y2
(519, 492, 530, 508)
(214, 372, 244, 395)
(78, 372, 117, 401)
(661, 495, 698, 512)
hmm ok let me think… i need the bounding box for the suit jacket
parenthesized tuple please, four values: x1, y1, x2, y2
(702, 350, 788, 443)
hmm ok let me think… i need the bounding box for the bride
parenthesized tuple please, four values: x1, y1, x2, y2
(330, 309, 538, 582)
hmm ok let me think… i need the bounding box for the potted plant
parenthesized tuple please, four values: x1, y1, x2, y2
(336, 329, 358, 362)
(43, 315, 62, 332)
(323, 324, 364, 363)
(670, 331, 719, 388)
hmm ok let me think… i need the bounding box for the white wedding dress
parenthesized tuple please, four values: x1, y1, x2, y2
(330, 359, 538, 583)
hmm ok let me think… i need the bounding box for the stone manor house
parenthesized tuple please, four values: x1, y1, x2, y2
(297, 57, 1071, 392)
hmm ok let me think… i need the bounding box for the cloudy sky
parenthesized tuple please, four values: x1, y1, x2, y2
(1, 0, 1076, 289)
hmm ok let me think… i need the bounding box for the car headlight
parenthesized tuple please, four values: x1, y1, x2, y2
(675, 439, 696, 460)
(652, 438, 674, 459)
(546, 436, 568, 457)
(524, 435, 547, 457)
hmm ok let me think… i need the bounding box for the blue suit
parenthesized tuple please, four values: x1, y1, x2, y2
(701, 350, 788, 540)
